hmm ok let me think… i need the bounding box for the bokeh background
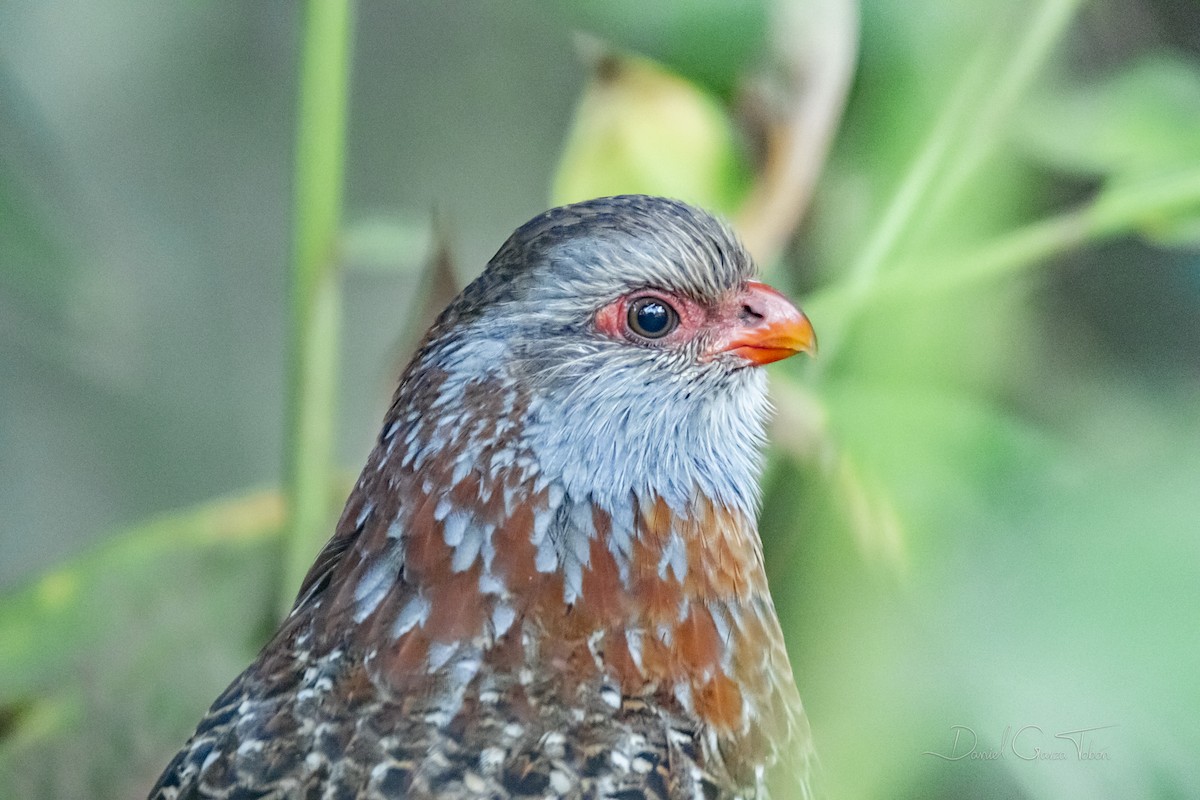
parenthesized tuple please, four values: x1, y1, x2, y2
(2, 1, 1199, 798)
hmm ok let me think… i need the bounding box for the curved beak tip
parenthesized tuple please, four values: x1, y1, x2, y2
(737, 314, 816, 365)
(791, 315, 819, 358)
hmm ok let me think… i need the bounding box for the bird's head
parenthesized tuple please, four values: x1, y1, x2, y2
(299, 196, 815, 753)
(405, 195, 815, 522)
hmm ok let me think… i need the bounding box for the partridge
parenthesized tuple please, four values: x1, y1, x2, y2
(150, 195, 817, 800)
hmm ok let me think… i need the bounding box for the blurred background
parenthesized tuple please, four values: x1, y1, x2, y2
(1, 0, 1198, 798)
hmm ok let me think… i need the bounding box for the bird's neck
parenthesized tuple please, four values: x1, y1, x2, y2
(292, 363, 798, 747)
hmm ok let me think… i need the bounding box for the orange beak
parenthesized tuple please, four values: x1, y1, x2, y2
(711, 281, 816, 366)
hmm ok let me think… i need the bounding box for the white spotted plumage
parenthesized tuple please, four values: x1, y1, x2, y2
(149, 196, 814, 800)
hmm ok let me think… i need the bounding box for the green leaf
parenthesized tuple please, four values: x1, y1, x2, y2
(551, 55, 752, 215)
(1022, 53, 1200, 179)
(1020, 53, 1200, 243)
(340, 214, 432, 275)
(0, 492, 284, 798)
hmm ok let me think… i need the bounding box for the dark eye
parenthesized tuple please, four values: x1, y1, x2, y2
(627, 296, 678, 339)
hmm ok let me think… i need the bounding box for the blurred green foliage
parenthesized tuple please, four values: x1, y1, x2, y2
(552, 55, 753, 215)
(1, 1, 1199, 798)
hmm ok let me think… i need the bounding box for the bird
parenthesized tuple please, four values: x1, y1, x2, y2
(149, 195, 817, 800)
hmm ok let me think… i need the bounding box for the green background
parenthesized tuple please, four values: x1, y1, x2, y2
(1, 1, 1198, 798)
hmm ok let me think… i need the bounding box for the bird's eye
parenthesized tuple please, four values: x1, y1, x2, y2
(627, 296, 679, 339)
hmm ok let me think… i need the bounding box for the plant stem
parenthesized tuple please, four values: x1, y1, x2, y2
(810, 0, 1084, 374)
(905, 168, 1200, 294)
(808, 167, 1200, 314)
(914, 0, 1085, 240)
(279, 0, 353, 618)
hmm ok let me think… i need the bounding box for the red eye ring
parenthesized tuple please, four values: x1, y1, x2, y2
(626, 296, 679, 339)
(593, 289, 694, 345)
